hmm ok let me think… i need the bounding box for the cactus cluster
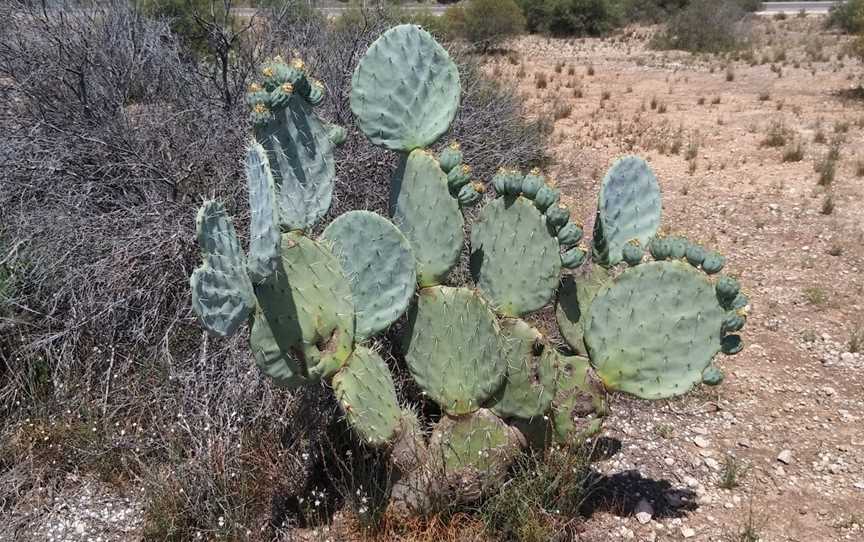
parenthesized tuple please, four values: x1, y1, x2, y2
(189, 25, 749, 508)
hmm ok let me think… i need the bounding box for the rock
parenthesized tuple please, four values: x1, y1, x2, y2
(693, 436, 710, 448)
(840, 352, 855, 363)
(777, 449, 793, 464)
(635, 499, 653, 524)
(681, 526, 696, 538)
(853, 482, 864, 490)
(821, 386, 836, 396)
(664, 456, 675, 466)
(705, 457, 720, 470)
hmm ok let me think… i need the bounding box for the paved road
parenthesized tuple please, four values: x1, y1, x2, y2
(758, 1, 838, 13)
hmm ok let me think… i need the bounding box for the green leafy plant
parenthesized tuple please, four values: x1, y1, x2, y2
(187, 24, 749, 513)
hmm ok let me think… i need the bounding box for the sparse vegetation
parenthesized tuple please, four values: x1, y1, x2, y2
(718, 455, 748, 489)
(805, 286, 829, 305)
(762, 119, 790, 148)
(654, 0, 753, 53)
(782, 140, 805, 162)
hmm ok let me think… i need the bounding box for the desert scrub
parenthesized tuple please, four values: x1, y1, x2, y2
(654, 0, 753, 53)
(762, 119, 790, 147)
(782, 141, 805, 162)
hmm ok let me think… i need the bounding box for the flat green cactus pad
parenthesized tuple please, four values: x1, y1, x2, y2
(585, 261, 725, 399)
(429, 409, 524, 485)
(255, 95, 335, 231)
(470, 196, 561, 317)
(391, 150, 464, 287)
(592, 156, 662, 267)
(556, 265, 611, 356)
(551, 354, 608, 444)
(321, 211, 416, 339)
(245, 142, 281, 283)
(332, 346, 401, 447)
(350, 24, 460, 152)
(190, 201, 255, 338)
(491, 318, 558, 420)
(402, 286, 505, 415)
(250, 232, 355, 387)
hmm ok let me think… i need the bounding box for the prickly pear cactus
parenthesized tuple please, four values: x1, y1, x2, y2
(186, 23, 750, 516)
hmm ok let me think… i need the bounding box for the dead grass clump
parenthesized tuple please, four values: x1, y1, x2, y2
(535, 72, 548, 89)
(762, 119, 790, 147)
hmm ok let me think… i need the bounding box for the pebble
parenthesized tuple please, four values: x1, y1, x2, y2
(693, 436, 710, 448)
(777, 449, 793, 464)
(635, 499, 653, 524)
(840, 352, 855, 363)
(681, 526, 696, 538)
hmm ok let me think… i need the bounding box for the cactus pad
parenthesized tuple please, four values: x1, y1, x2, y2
(332, 346, 401, 447)
(251, 232, 355, 385)
(491, 318, 558, 420)
(592, 156, 662, 266)
(190, 201, 255, 337)
(255, 93, 335, 231)
(391, 150, 465, 286)
(350, 24, 460, 152)
(584, 261, 726, 399)
(321, 211, 416, 339)
(470, 196, 561, 317)
(551, 354, 608, 444)
(556, 265, 611, 356)
(428, 409, 525, 493)
(245, 142, 281, 283)
(402, 286, 505, 415)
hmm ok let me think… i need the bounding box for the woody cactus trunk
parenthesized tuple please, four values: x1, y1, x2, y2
(189, 25, 749, 509)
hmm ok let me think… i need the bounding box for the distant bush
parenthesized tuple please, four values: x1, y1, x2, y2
(452, 0, 526, 50)
(620, 0, 688, 23)
(653, 0, 753, 53)
(515, 0, 621, 36)
(827, 0, 864, 33)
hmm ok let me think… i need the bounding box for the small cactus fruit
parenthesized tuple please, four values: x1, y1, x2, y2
(470, 196, 561, 317)
(251, 232, 355, 387)
(592, 156, 662, 267)
(557, 222, 584, 248)
(351, 25, 460, 152)
(551, 354, 608, 444)
(622, 240, 644, 266)
(457, 183, 483, 207)
(402, 287, 505, 415)
(254, 85, 336, 232)
(545, 205, 571, 234)
(391, 150, 465, 287)
(447, 164, 472, 193)
(325, 123, 347, 146)
(685, 242, 707, 268)
(320, 211, 416, 340)
(491, 168, 523, 197)
(438, 142, 463, 173)
(702, 365, 725, 386)
(721, 334, 743, 355)
(584, 261, 730, 399)
(190, 201, 256, 338)
(533, 184, 561, 213)
(332, 346, 401, 447)
(428, 409, 526, 500)
(520, 170, 545, 199)
(715, 275, 741, 308)
(560, 246, 588, 269)
(649, 236, 671, 260)
(490, 319, 558, 420)
(722, 312, 746, 334)
(556, 266, 611, 357)
(667, 236, 688, 259)
(701, 251, 726, 275)
(245, 142, 281, 283)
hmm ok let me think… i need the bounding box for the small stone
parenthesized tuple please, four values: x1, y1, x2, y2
(664, 457, 675, 466)
(853, 482, 864, 490)
(822, 386, 836, 396)
(705, 457, 720, 470)
(840, 352, 855, 363)
(681, 526, 696, 538)
(635, 499, 653, 524)
(693, 436, 710, 448)
(777, 449, 793, 464)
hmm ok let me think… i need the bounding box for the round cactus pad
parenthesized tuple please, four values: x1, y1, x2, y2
(251, 233, 355, 386)
(190, 201, 255, 338)
(556, 265, 611, 356)
(593, 156, 662, 266)
(391, 150, 465, 286)
(332, 346, 401, 447)
(255, 96, 335, 231)
(321, 211, 416, 340)
(584, 261, 725, 399)
(470, 197, 561, 316)
(429, 409, 525, 480)
(350, 24, 460, 151)
(551, 354, 607, 444)
(245, 142, 281, 283)
(491, 318, 558, 420)
(402, 286, 505, 415)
